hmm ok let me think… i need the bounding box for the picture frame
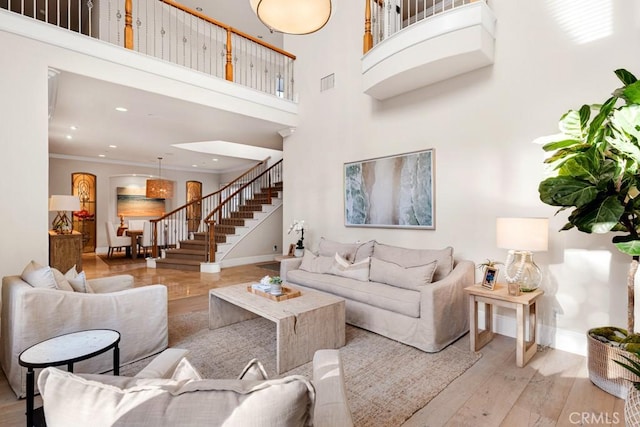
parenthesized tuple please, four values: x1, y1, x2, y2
(481, 266, 499, 290)
(344, 149, 434, 229)
(287, 243, 295, 257)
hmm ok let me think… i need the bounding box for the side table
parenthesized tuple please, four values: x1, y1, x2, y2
(464, 284, 543, 367)
(18, 329, 121, 427)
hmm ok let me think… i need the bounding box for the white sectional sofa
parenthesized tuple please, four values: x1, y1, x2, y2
(280, 239, 474, 352)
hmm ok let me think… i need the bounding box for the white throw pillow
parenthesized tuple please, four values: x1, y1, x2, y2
(329, 253, 370, 282)
(369, 257, 437, 290)
(50, 268, 74, 292)
(21, 261, 57, 289)
(238, 358, 269, 381)
(299, 250, 334, 274)
(68, 271, 93, 293)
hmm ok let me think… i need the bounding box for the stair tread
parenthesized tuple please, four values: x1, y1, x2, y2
(155, 258, 202, 266)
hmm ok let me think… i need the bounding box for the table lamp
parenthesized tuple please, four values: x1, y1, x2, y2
(49, 195, 80, 234)
(496, 217, 548, 293)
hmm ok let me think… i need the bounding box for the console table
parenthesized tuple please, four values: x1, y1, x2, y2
(48, 230, 82, 272)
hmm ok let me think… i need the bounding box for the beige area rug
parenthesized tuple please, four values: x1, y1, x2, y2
(121, 311, 481, 427)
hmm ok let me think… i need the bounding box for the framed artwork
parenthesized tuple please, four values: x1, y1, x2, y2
(117, 187, 165, 217)
(482, 267, 499, 290)
(287, 243, 295, 256)
(344, 149, 434, 229)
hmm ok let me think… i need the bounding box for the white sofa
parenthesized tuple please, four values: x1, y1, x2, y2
(1, 271, 168, 398)
(281, 239, 474, 352)
(38, 348, 353, 427)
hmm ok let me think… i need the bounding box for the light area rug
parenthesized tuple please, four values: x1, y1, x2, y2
(121, 311, 481, 427)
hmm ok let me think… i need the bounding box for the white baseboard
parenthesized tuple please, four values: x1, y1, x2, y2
(479, 310, 588, 356)
(219, 254, 279, 268)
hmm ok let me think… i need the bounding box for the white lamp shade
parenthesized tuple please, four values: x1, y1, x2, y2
(496, 217, 549, 252)
(49, 195, 80, 212)
(251, 0, 332, 35)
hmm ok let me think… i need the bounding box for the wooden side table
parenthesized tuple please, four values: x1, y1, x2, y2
(48, 230, 83, 272)
(464, 284, 543, 367)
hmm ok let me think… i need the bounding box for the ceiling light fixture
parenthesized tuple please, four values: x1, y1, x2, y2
(250, 0, 332, 35)
(115, 107, 128, 112)
(70, 125, 77, 130)
(65, 135, 72, 140)
(109, 145, 117, 148)
(146, 157, 174, 199)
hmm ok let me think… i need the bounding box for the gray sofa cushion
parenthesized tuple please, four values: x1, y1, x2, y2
(372, 243, 453, 282)
(369, 257, 437, 290)
(288, 270, 420, 318)
(317, 238, 375, 263)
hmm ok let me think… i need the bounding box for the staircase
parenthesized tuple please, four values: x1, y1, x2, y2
(154, 182, 283, 271)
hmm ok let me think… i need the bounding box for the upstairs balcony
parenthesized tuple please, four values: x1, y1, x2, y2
(0, 0, 296, 101)
(362, 0, 496, 100)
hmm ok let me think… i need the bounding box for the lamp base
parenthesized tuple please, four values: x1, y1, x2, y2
(504, 250, 542, 292)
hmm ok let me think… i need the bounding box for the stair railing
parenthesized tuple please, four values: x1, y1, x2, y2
(204, 159, 283, 263)
(148, 159, 273, 258)
(363, 0, 484, 53)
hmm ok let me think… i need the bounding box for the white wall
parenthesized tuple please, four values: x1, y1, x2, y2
(282, 0, 640, 354)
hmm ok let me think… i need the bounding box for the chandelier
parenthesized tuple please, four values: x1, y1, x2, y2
(146, 157, 174, 199)
(250, 0, 332, 35)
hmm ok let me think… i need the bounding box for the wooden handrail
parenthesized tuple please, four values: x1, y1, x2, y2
(160, 0, 296, 60)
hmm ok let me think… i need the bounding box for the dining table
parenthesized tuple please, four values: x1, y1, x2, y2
(125, 229, 143, 258)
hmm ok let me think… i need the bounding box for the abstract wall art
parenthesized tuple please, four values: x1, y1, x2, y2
(117, 186, 166, 217)
(344, 149, 434, 229)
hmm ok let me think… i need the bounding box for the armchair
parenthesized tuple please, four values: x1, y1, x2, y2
(0, 273, 168, 398)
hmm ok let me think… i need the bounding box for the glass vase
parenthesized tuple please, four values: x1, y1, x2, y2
(504, 250, 542, 292)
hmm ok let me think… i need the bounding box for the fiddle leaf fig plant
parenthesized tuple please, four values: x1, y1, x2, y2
(538, 68, 640, 334)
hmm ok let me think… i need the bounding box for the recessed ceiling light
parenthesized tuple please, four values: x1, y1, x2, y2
(192, 164, 198, 167)
(70, 125, 77, 130)
(65, 135, 72, 140)
(115, 107, 128, 112)
(212, 158, 219, 162)
(109, 145, 117, 148)
(98, 154, 106, 158)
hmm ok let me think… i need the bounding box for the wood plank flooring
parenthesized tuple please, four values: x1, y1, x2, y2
(0, 254, 624, 426)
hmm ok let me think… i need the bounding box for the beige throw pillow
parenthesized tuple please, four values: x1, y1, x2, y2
(329, 253, 370, 282)
(50, 268, 74, 292)
(299, 250, 335, 274)
(238, 358, 269, 381)
(68, 271, 93, 293)
(318, 238, 359, 262)
(21, 261, 57, 289)
(369, 257, 437, 290)
(372, 243, 454, 282)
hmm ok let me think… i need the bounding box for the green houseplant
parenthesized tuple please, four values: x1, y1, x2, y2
(538, 68, 640, 397)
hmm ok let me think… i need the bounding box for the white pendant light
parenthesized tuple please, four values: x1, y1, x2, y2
(250, 0, 332, 35)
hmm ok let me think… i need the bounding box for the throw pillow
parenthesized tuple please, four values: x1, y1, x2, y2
(329, 253, 370, 282)
(299, 250, 334, 274)
(354, 240, 376, 262)
(369, 257, 437, 291)
(68, 271, 92, 293)
(50, 268, 74, 292)
(38, 367, 315, 427)
(318, 238, 359, 262)
(238, 358, 269, 381)
(372, 243, 454, 282)
(21, 261, 57, 289)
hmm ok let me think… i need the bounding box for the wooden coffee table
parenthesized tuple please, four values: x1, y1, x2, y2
(209, 283, 345, 374)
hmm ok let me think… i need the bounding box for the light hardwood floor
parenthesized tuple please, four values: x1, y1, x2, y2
(0, 254, 624, 426)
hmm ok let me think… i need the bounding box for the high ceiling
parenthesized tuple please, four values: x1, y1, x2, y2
(48, 1, 287, 173)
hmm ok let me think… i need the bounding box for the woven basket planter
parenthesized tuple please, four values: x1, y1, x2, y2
(626, 385, 640, 426)
(587, 328, 640, 399)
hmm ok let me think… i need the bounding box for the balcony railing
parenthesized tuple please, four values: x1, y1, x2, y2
(1, 0, 296, 100)
(364, 0, 483, 53)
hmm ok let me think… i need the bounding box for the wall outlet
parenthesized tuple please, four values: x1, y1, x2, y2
(273, 245, 278, 252)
